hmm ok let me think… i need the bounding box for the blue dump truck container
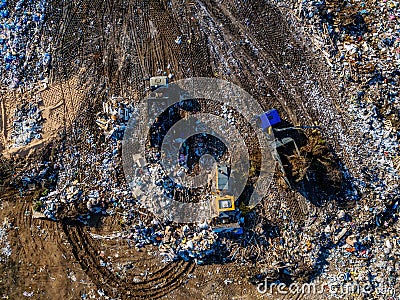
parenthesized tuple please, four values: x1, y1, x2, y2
(259, 109, 281, 130)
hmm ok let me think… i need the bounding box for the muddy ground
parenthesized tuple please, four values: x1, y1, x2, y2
(0, 186, 300, 300)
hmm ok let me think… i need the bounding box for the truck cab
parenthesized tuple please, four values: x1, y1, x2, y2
(259, 108, 281, 131)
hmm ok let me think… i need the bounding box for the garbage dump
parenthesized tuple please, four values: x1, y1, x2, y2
(9, 101, 43, 148)
(1, 0, 400, 298)
(0, 0, 49, 89)
(0, 221, 12, 263)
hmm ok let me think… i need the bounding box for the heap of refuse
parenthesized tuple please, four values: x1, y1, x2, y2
(274, 0, 400, 194)
(28, 97, 221, 263)
(239, 0, 400, 296)
(158, 223, 218, 264)
(0, 0, 50, 89)
(9, 101, 43, 148)
(119, 221, 218, 264)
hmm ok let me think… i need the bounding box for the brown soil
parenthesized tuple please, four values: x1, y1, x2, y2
(0, 188, 266, 299)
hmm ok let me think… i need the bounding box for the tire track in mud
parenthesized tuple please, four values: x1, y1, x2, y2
(45, 1, 200, 298)
(196, 0, 313, 220)
(197, 0, 358, 177)
(198, 0, 305, 125)
(62, 223, 194, 299)
(1, 190, 318, 299)
(195, 0, 362, 220)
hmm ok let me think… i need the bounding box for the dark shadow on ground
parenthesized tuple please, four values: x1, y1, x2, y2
(273, 120, 358, 207)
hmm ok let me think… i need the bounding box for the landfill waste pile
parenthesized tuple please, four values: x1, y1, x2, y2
(90, 222, 218, 270)
(1, 0, 400, 299)
(0, 0, 50, 89)
(9, 100, 43, 148)
(0, 222, 11, 263)
(29, 101, 221, 263)
(242, 0, 400, 296)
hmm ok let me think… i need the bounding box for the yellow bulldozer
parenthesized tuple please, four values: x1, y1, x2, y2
(212, 164, 243, 235)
